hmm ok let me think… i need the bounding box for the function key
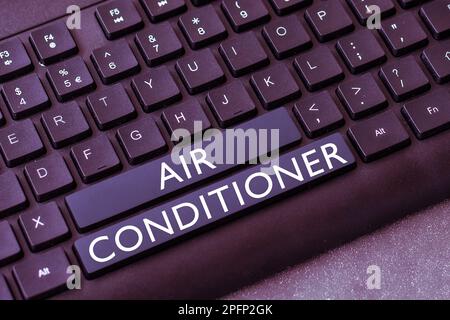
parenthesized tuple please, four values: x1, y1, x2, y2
(421, 43, 450, 84)
(116, 117, 167, 165)
(0, 221, 22, 266)
(420, 1, 450, 40)
(262, 15, 312, 59)
(19, 202, 70, 252)
(135, 23, 184, 67)
(305, 1, 354, 42)
(348, 110, 410, 162)
(176, 48, 225, 94)
(379, 56, 430, 102)
(162, 99, 211, 142)
(0, 119, 45, 167)
(336, 29, 386, 74)
(347, 0, 396, 25)
(24, 154, 75, 202)
(96, 0, 144, 40)
(379, 13, 428, 57)
(206, 80, 257, 127)
(402, 90, 450, 139)
(131, 66, 181, 112)
(91, 39, 140, 84)
(71, 136, 122, 183)
(337, 73, 387, 120)
(221, 0, 270, 32)
(30, 20, 78, 64)
(0, 171, 28, 217)
(178, 5, 227, 49)
(294, 91, 344, 138)
(0, 38, 33, 82)
(269, 0, 312, 16)
(86, 84, 137, 130)
(219, 32, 269, 77)
(250, 64, 301, 109)
(41, 102, 91, 149)
(141, 0, 187, 22)
(46, 56, 96, 102)
(0, 275, 14, 300)
(294, 47, 344, 91)
(1, 73, 50, 119)
(13, 248, 70, 300)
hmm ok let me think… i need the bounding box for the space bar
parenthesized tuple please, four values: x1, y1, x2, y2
(65, 109, 302, 231)
(74, 133, 356, 278)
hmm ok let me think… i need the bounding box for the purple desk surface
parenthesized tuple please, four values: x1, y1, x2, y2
(226, 200, 450, 300)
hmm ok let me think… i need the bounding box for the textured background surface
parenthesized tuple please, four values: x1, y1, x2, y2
(226, 200, 450, 300)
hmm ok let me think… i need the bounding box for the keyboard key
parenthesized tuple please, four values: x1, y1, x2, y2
(96, 0, 143, 40)
(132, 66, 181, 112)
(397, 0, 425, 9)
(294, 91, 344, 138)
(250, 64, 301, 109)
(176, 49, 225, 94)
(421, 43, 450, 84)
(74, 133, 354, 278)
(0, 275, 13, 300)
(206, 80, 257, 127)
(221, 0, 270, 32)
(379, 13, 428, 57)
(262, 15, 312, 59)
(294, 47, 344, 91)
(162, 99, 211, 142)
(24, 154, 75, 202)
(0, 171, 27, 216)
(347, 0, 396, 25)
(135, 23, 184, 67)
(29, 20, 78, 64)
(2, 73, 50, 119)
(219, 32, 269, 77)
(46, 56, 96, 102)
(402, 90, 450, 139)
(336, 29, 386, 74)
(66, 108, 301, 231)
(337, 73, 387, 119)
(269, 0, 311, 15)
(141, 0, 187, 22)
(348, 110, 410, 162)
(86, 84, 137, 130)
(19, 202, 70, 252)
(420, 1, 450, 40)
(91, 39, 140, 84)
(379, 56, 430, 102)
(12, 248, 70, 300)
(305, 1, 354, 42)
(178, 5, 227, 49)
(0, 221, 22, 267)
(0, 38, 33, 82)
(117, 117, 168, 165)
(71, 136, 122, 183)
(41, 102, 91, 148)
(0, 119, 45, 167)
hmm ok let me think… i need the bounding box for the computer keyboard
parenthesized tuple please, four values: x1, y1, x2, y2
(0, 0, 449, 300)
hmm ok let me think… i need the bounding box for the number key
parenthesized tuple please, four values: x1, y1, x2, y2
(178, 5, 227, 49)
(91, 39, 140, 84)
(46, 56, 96, 102)
(2, 73, 50, 119)
(221, 0, 270, 32)
(135, 23, 184, 67)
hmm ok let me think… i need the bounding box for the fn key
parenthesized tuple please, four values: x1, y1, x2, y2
(348, 110, 410, 162)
